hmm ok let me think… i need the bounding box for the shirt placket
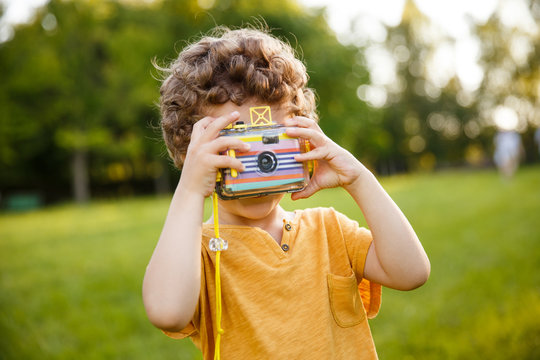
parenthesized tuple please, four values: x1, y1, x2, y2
(280, 219, 294, 253)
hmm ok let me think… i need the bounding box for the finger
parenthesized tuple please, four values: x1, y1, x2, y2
(285, 127, 327, 148)
(295, 147, 326, 162)
(210, 154, 246, 172)
(194, 115, 215, 130)
(208, 136, 251, 154)
(202, 111, 241, 139)
(284, 116, 321, 131)
(291, 181, 319, 200)
(191, 116, 216, 139)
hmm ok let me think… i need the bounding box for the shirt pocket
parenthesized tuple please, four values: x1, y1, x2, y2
(327, 273, 366, 327)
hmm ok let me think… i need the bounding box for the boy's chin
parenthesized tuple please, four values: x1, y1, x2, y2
(243, 193, 276, 201)
(240, 193, 283, 205)
(228, 194, 284, 218)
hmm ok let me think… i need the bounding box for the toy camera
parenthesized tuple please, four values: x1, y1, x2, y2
(215, 106, 312, 200)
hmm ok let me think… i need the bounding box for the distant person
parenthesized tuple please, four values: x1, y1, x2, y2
(143, 26, 430, 359)
(493, 130, 523, 179)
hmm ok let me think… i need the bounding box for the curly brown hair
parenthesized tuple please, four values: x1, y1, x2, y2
(157, 26, 318, 168)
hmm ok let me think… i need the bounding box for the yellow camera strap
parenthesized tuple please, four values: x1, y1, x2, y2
(209, 191, 227, 360)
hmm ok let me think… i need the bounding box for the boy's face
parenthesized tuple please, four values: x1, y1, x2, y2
(206, 100, 293, 221)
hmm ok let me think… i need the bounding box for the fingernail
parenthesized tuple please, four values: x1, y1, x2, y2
(231, 111, 240, 117)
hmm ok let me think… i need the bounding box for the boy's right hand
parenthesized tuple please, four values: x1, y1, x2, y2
(179, 111, 250, 198)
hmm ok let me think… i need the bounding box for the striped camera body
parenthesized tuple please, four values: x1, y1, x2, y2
(215, 124, 311, 200)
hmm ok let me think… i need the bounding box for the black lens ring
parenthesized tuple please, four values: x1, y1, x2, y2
(257, 151, 278, 173)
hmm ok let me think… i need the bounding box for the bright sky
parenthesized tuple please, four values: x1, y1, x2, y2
(0, 0, 47, 24)
(0, 0, 48, 41)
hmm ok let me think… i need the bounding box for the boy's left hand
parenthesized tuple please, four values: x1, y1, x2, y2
(284, 116, 366, 200)
(286, 117, 430, 290)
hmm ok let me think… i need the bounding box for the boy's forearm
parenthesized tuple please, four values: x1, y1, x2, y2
(143, 182, 204, 331)
(344, 166, 430, 290)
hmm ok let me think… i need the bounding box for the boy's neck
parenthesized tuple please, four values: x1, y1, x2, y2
(211, 203, 291, 245)
(218, 203, 287, 228)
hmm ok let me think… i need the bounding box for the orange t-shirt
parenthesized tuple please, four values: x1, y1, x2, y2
(164, 207, 381, 359)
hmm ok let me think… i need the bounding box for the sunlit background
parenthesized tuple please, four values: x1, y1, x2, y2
(1, 0, 539, 204)
(0, 1, 539, 359)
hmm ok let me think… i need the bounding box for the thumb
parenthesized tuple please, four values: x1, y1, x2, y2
(291, 181, 319, 200)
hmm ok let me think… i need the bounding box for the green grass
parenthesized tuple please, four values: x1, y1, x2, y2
(1, 166, 539, 359)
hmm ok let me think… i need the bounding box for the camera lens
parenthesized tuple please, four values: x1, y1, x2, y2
(257, 151, 277, 173)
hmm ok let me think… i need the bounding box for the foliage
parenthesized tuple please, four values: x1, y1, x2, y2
(1, 167, 539, 358)
(353, 0, 540, 173)
(1, 0, 539, 203)
(0, 0, 363, 203)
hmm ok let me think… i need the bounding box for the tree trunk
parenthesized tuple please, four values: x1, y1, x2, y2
(72, 149, 90, 203)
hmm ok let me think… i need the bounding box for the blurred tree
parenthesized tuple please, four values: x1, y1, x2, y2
(3, 0, 539, 204)
(0, 0, 368, 204)
(0, 0, 182, 203)
(349, 1, 471, 174)
(370, 1, 486, 173)
(0, 4, 68, 200)
(351, 0, 539, 173)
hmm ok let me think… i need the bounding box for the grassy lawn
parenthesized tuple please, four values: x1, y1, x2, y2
(1, 166, 539, 359)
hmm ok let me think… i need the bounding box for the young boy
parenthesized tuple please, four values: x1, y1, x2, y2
(143, 27, 430, 359)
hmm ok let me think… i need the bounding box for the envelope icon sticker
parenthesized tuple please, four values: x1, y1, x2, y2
(249, 106, 274, 126)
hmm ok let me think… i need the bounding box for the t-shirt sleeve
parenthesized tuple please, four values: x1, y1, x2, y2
(162, 321, 197, 339)
(333, 209, 372, 279)
(161, 304, 199, 339)
(334, 209, 382, 319)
